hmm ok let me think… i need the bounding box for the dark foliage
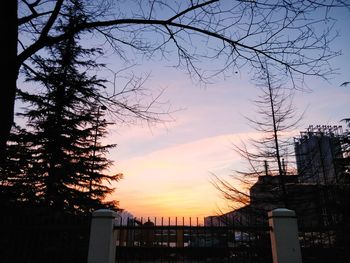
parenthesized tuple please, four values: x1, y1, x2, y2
(1, 10, 121, 214)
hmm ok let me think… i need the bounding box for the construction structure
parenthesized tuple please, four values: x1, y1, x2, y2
(293, 125, 349, 225)
(294, 125, 346, 184)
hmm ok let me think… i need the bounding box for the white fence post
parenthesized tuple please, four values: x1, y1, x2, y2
(87, 209, 117, 263)
(268, 208, 302, 263)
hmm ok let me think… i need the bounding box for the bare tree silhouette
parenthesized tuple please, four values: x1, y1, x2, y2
(212, 63, 303, 215)
(1, 0, 349, 158)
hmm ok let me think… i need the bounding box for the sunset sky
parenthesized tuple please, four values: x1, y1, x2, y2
(106, 8, 350, 219)
(16, 4, 350, 220)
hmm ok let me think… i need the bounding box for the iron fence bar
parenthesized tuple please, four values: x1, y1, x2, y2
(167, 217, 170, 248)
(113, 225, 270, 231)
(182, 217, 185, 263)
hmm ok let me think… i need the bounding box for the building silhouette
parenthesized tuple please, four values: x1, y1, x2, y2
(206, 124, 349, 227)
(294, 125, 345, 184)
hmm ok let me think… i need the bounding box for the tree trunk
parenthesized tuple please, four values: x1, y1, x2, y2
(0, 1, 18, 161)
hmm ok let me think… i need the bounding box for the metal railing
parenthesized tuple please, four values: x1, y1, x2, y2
(114, 217, 271, 262)
(299, 224, 350, 263)
(0, 212, 90, 263)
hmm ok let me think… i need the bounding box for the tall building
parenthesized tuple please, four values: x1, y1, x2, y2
(294, 125, 345, 184)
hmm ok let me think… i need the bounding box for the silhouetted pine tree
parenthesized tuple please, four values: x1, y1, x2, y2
(0, 125, 40, 208)
(2, 13, 120, 214)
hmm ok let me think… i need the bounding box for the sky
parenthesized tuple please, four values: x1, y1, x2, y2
(16, 2, 350, 221)
(105, 7, 350, 220)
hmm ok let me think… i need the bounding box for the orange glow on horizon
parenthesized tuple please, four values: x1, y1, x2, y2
(106, 133, 271, 220)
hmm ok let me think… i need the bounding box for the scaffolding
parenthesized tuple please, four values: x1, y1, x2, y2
(295, 125, 343, 143)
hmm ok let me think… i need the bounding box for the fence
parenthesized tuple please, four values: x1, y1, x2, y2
(87, 209, 307, 263)
(114, 217, 272, 262)
(1, 208, 349, 263)
(0, 210, 91, 263)
(299, 224, 350, 263)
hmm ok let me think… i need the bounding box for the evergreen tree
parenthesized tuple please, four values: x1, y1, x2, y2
(2, 13, 121, 214)
(0, 125, 39, 208)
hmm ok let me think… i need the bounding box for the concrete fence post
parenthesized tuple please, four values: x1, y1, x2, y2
(268, 208, 302, 263)
(87, 209, 117, 263)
